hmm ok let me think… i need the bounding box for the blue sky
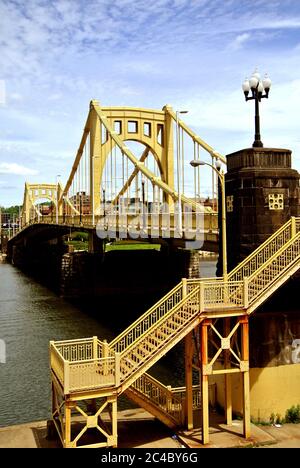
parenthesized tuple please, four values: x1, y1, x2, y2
(1, 0, 300, 206)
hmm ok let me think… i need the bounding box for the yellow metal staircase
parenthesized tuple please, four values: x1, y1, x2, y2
(111, 286, 202, 391)
(50, 217, 300, 447)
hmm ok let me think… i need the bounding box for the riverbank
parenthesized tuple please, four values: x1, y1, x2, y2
(1, 408, 300, 448)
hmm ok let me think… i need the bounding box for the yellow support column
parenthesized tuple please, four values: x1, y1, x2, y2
(65, 401, 72, 448)
(241, 316, 251, 439)
(183, 277, 193, 429)
(90, 101, 102, 217)
(201, 320, 210, 445)
(163, 105, 175, 210)
(111, 398, 118, 448)
(185, 331, 193, 429)
(224, 318, 232, 426)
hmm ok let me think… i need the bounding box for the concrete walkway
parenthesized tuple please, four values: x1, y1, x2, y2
(0, 409, 299, 448)
(0, 409, 182, 449)
(177, 412, 300, 448)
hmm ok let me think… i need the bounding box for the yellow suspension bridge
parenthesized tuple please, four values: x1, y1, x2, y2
(13, 100, 223, 251)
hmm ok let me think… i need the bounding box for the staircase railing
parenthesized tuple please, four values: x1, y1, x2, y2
(119, 287, 201, 382)
(247, 231, 300, 305)
(228, 217, 299, 282)
(110, 282, 183, 353)
(129, 373, 183, 425)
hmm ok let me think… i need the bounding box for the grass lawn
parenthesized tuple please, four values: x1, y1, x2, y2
(65, 240, 160, 252)
(105, 241, 160, 252)
(65, 240, 88, 251)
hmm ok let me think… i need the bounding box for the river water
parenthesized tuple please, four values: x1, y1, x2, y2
(0, 257, 216, 427)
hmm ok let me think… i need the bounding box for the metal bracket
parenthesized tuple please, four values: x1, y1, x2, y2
(240, 360, 249, 372)
(221, 337, 230, 349)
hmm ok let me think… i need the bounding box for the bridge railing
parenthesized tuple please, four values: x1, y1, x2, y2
(26, 210, 218, 237)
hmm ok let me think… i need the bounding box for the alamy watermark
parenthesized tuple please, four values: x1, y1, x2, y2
(95, 200, 205, 249)
(0, 339, 6, 364)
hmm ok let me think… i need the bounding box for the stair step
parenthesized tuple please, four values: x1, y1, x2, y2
(123, 356, 136, 368)
(164, 321, 181, 332)
(174, 311, 191, 320)
(130, 353, 144, 364)
(168, 317, 185, 327)
(155, 329, 170, 339)
(146, 336, 161, 347)
(142, 340, 157, 351)
(121, 361, 135, 374)
(136, 345, 153, 357)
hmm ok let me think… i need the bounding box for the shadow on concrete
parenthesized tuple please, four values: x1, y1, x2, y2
(30, 416, 179, 449)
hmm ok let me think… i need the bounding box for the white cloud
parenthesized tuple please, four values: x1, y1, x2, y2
(0, 80, 6, 105)
(0, 163, 38, 176)
(229, 33, 250, 50)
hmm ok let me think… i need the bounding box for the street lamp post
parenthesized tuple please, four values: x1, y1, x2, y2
(176, 110, 188, 235)
(56, 174, 61, 224)
(190, 159, 227, 280)
(242, 69, 272, 148)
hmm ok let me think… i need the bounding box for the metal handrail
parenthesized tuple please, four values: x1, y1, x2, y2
(119, 287, 200, 362)
(110, 281, 183, 352)
(130, 373, 183, 424)
(228, 218, 296, 282)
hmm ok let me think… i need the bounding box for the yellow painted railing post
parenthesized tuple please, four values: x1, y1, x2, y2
(115, 352, 120, 387)
(200, 282, 205, 311)
(241, 316, 251, 439)
(64, 361, 70, 394)
(182, 277, 187, 297)
(224, 318, 232, 426)
(291, 216, 296, 238)
(103, 339, 109, 376)
(166, 385, 172, 412)
(93, 336, 98, 359)
(243, 277, 249, 309)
